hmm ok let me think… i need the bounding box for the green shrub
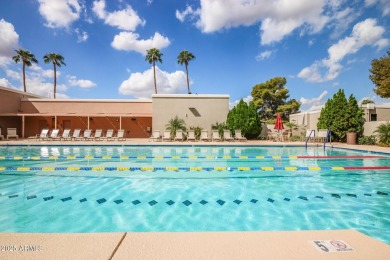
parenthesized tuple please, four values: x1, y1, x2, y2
(358, 135, 377, 145)
(226, 99, 261, 139)
(374, 122, 390, 146)
(190, 126, 202, 140)
(165, 116, 186, 137)
(290, 135, 302, 142)
(211, 122, 227, 138)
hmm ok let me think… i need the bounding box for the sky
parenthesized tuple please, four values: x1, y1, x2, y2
(0, 0, 389, 111)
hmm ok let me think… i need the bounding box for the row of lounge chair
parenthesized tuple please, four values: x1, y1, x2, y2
(150, 129, 247, 142)
(28, 129, 126, 141)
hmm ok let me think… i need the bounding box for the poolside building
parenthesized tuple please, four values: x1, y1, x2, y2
(0, 86, 229, 138)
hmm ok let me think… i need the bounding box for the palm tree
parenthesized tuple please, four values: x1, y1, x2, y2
(165, 116, 186, 138)
(43, 52, 66, 98)
(145, 48, 163, 94)
(12, 49, 38, 93)
(177, 50, 195, 94)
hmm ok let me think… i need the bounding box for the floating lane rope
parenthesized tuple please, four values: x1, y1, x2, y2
(1, 166, 390, 172)
(0, 155, 387, 161)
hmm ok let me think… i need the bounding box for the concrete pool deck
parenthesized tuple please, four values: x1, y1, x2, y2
(0, 230, 389, 259)
(0, 139, 389, 259)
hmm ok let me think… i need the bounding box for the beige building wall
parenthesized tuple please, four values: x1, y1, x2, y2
(152, 94, 229, 133)
(289, 111, 321, 131)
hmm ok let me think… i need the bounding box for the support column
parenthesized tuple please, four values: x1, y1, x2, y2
(22, 115, 25, 138)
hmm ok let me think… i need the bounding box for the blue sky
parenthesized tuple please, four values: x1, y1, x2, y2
(0, 0, 389, 111)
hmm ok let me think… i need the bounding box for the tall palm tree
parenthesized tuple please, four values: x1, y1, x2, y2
(145, 48, 163, 94)
(177, 50, 195, 94)
(12, 49, 38, 93)
(43, 52, 66, 98)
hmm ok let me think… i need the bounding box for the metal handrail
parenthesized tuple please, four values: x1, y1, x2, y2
(305, 130, 315, 148)
(323, 129, 332, 150)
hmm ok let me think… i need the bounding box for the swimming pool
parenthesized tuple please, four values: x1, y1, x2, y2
(0, 145, 389, 244)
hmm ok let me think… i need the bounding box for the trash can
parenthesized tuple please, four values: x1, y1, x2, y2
(346, 132, 357, 145)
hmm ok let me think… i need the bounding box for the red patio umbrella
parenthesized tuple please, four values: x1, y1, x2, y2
(274, 113, 284, 141)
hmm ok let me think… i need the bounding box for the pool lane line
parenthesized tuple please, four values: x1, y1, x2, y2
(1, 165, 390, 172)
(0, 155, 388, 161)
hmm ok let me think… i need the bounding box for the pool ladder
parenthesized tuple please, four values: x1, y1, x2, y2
(305, 129, 331, 150)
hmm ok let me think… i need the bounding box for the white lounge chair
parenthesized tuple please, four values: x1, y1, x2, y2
(6, 128, 18, 140)
(200, 130, 209, 141)
(71, 129, 81, 141)
(115, 129, 126, 141)
(149, 130, 161, 142)
(59, 129, 71, 141)
(49, 129, 60, 140)
(187, 130, 196, 142)
(93, 129, 103, 141)
(235, 130, 247, 141)
(223, 129, 234, 142)
(28, 129, 48, 141)
(316, 129, 328, 143)
(174, 130, 183, 141)
(104, 129, 114, 141)
(162, 131, 171, 141)
(211, 130, 222, 142)
(78, 129, 92, 140)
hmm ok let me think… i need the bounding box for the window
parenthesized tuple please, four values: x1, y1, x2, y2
(370, 114, 377, 121)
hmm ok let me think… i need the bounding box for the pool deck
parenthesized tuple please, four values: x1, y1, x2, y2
(0, 139, 389, 259)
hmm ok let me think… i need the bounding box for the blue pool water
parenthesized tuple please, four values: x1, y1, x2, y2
(0, 145, 389, 244)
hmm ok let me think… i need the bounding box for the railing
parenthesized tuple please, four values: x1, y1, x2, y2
(323, 129, 332, 150)
(305, 130, 315, 148)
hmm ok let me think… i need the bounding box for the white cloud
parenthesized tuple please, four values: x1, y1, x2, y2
(68, 76, 96, 88)
(229, 95, 253, 110)
(298, 18, 389, 83)
(111, 32, 170, 54)
(37, 0, 81, 28)
(176, 6, 197, 22)
(75, 28, 88, 42)
(0, 78, 15, 88)
(255, 50, 274, 61)
(177, 0, 330, 45)
(0, 19, 19, 58)
(92, 0, 145, 31)
(119, 66, 187, 99)
(300, 90, 328, 109)
(365, 0, 390, 16)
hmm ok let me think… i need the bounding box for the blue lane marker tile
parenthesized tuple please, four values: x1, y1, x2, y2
(148, 200, 158, 206)
(298, 166, 309, 170)
(216, 199, 225, 205)
(80, 198, 87, 203)
(346, 194, 357, 198)
(267, 198, 274, 203)
(9, 195, 18, 198)
(274, 166, 284, 170)
(233, 199, 242, 205)
(114, 199, 123, 204)
(166, 200, 175, 205)
(331, 194, 341, 199)
(298, 196, 308, 201)
(199, 200, 208, 205)
(364, 193, 371, 196)
(43, 196, 54, 201)
(315, 196, 324, 199)
(61, 197, 72, 202)
(250, 199, 258, 203)
(377, 191, 388, 196)
(182, 200, 192, 206)
(27, 195, 37, 200)
(284, 198, 290, 202)
(132, 200, 141, 205)
(321, 166, 332, 170)
(97, 198, 106, 204)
